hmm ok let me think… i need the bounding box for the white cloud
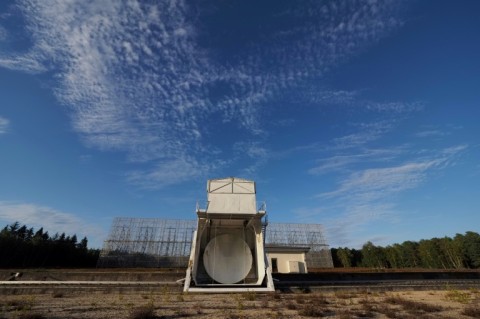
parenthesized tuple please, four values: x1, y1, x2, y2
(366, 101, 424, 113)
(302, 144, 468, 246)
(308, 148, 403, 175)
(324, 202, 396, 247)
(299, 86, 424, 115)
(0, 201, 104, 247)
(126, 156, 212, 189)
(318, 145, 467, 201)
(415, 130, 448, 138)
(234, 141, 268, 159)
(309, 89, 360, 105)
(0, 55, 46, 73)
(0, 25, 7, 41)
(0, 116, 9, 134)
(308, 155, 357, 175)
(332, 120, 396, 149)
(233, 141, 270, 176)
(0, 0, 407, 187)
(442, 144, 467, 156)
(319, 160, 440, 201)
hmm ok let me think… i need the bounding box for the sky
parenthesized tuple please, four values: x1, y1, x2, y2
(0, 0, 479, 249)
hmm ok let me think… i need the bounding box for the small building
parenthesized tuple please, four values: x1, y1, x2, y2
(266, 245, 310, 274)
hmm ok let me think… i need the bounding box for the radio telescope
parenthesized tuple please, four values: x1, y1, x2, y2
(183, 177, 274, 292)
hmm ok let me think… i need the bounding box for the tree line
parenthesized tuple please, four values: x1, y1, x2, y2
(331, 231, 480, 269)
(0, 222, 99, 268)
(2, 221, 479, 270)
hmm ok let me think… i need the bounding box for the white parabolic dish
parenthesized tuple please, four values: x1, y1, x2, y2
(203, 233, 253, 284)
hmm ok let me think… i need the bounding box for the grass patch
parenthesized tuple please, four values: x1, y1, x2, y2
(301, 287, 312, 294)
(335, 291, 356, 299)
(470, 288, 480, 295)
(52, 291, 64, 298)
(360, 302, 375, 312)
(243, 291, 256, 301)
(446, 289, 471, 304)
(359, 296, 375, 312)
(18, 313, 46, 319)
(194, 302, 203, 314)
(338, 309, 373, 319)
(129, 304, 157, 319)
(298, 304, 326, 317)
(285, 301, 297, 310)
(355, 310, 375, 318)
(376, 304, 400, 319)
(305, 293, 329, 305)
(260, 296, 269, 309)
(385, 296, 444, 314)
(5, 298, 35, 312)
(295, 294, 305, 304)
(462, 303, 480, 318)
(234, 294, 244, 310)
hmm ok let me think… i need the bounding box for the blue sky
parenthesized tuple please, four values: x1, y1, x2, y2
(0, 0, 479, 249)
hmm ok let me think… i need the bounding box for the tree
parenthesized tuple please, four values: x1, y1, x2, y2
(398, 241, 419, 268)
(361, 241, 387, 268)
(8, 222, 20, 233)
(462, 231, 480, 268)
(331, 232, 480, 270)
(33, 227, 46, 245)
(25, 227, 34, 241)
(418, 239, 437, 268)
(79, 237, 88, 250)
(438, 237, 464, 269)
(336, 248, 353, 267)
(384, 245, 402, 268)
(0, 222, 99, 268)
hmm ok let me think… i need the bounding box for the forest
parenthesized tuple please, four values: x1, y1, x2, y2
(331, 231, 480, 269)
(0, 222, 99, 268)
(1, 221, 479, 270)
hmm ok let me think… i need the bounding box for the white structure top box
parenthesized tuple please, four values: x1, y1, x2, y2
(207, 177, 257, 215)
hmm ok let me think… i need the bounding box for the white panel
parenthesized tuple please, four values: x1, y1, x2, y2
(208, 178, 255, 194)
(209, 180, 232, 193)
(233, 182, 255, 194)
(288, 261, 300, 273)
(203, 234, 252, 284)
(207, 193, 256, 214)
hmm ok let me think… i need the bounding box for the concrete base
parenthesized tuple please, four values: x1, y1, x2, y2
(183, 233, 275, 293)
(185, 286, 274, 293)
(183, 267, 275, 293)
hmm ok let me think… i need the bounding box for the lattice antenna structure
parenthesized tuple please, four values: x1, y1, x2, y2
(98, 219, 333, 269)
(97, 217, 196, 268)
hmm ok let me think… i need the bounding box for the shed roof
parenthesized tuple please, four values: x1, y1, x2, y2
(265, 245, 311, 253)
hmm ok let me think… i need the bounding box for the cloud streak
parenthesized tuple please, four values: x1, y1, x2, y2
(313, 144, 468, 246)
(0, 0, 407, 187)
(0, 116, 9, 134)
(308, 148, 404, 175)
(126, 156, 213, 190)
(320, 160, 441, 200)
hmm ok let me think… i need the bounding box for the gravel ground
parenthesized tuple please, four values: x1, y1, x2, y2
(1, 288, 480, 318)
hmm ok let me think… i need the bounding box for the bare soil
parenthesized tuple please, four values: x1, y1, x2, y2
(1, 288, 480, 319)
